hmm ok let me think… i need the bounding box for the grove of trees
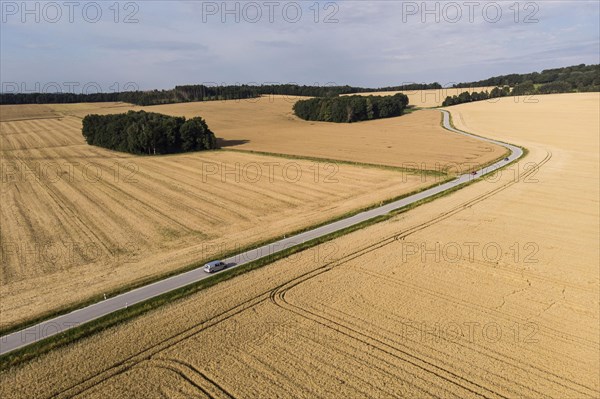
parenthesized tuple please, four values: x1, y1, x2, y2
(293, 93, 410, 123)
(82, 111, 217, 155)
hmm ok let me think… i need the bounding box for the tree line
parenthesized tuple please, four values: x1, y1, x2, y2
(293, 94, 410, 123)
(442, 70, 599, 107)
(453, 64, 600, 92)
(0, 86, 258, 106)
(442, 87, 511, 106)
(3, 65, 596, 106)
(82, 111, 217, 155)
(1, 83, 440, 106)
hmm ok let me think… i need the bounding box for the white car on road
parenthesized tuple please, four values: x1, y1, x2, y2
(204, 260, 227, 273)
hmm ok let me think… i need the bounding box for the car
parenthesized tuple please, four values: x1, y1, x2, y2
(204, 260, 227, 273)
(504, 157, 510, 161)
(471, 171, 478, 176)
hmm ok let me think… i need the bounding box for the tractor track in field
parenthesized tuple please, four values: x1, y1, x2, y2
(48, 140, 553, 399)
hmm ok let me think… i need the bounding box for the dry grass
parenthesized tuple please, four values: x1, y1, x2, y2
(1, 93, 597, 398)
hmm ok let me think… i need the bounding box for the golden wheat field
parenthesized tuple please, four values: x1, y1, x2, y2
(0, 114, 419, 330)
(2, 94, 596, 398)
(0, 100, 505, 330)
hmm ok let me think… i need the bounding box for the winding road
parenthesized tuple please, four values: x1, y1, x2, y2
(0, 109, 524, 356)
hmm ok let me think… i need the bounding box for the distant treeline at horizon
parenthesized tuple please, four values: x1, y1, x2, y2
(443, 64, 600, 106)
(0, 83, 440, 106)
(1, 64, 597, 107)
(452, 64, 599, 92)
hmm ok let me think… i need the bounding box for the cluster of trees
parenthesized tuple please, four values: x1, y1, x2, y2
(442, 86, 511, 106)
(82, 111, 217, 155)
(293, 94, 409, 123)
(453, 64, 600, 92)
(1, 83, 441, 106)
(536, 81, 574, 94)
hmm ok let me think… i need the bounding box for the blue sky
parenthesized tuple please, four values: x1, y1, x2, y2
(1, 1, 599, 92)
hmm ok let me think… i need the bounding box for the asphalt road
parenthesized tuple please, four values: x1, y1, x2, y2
(0, 110, 523, 356)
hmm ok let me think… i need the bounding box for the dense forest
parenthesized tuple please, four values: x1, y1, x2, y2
(453, 64, 600, 92)
(82, 111, 217, 155)
(293, 93, 409, 123)
(1, 83, 440, 106)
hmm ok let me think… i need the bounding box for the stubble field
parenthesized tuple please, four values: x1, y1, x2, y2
(2, 93, 596, 398)
(46, 95, 507, 170)
(0, 113, 424, 330)
(0, 99, 504, 330)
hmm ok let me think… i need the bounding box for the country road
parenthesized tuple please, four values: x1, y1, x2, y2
(0, 109, 523, 356)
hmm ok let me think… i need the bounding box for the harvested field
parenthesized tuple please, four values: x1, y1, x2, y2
(0, 104, 58, 122)
(32, 97, 507, 170)
(2, 95, 596, 398)
(0, 100, 506, 328)
(145, 100, 506, 170)
(0, 111, 438, 329)
(0, 103, 130, 122)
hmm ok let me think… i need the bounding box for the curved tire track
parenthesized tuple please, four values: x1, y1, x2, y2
(8, 110, 562, 399)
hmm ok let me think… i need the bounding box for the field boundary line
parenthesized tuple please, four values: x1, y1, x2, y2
(222, 148, 446, 176)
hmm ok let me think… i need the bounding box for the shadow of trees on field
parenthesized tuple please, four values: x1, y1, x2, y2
(217, 138, 250, 148)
